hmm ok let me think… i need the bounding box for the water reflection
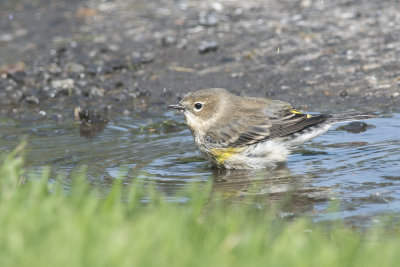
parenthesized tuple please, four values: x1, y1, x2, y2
(210, 166, 334, 216)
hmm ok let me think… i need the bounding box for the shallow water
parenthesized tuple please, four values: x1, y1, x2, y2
(0, 112, 399, 225)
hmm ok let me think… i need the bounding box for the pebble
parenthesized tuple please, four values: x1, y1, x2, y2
(199, 11, 219, 26)
(132, 52, 155, 64)
(391, 92, 399, 98)
(65, 62, 85, 73)
(89, 86, 105, 97)
(198, 41, 218, 54)
(51, 79, 74, 90)
(0, 33, 13, 42)
(176, 39, 188, 49)
(0, 61, 26, 75)
(362, 63, 381, 71)
(25, 95, 40, 104)
(159, 35, 176, 47)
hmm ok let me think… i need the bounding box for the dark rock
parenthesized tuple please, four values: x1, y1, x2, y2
(52, 113, 63, 122)
(266, 91, 276, 97)
(102, 65, 115, 74)
(76, 108, 109, 138)
(78, 108, 108, 124)
(87, 65, 102, 75)
(219, 57, 235, 63)
(48, 89, 69, 98)
(108, 59, 127, 71)
(340, 90, 348, 97)
(57, 47, 67, 55)
(99, 47, 111, 54)
(87, 63, 113, 75)
(9, 71, 26, 84)
(115, 81, 124, 89)
(337, 121, 374, 133)
(112, 93, 127, 102)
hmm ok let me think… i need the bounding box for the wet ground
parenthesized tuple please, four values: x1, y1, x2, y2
(2, 0, 400, 118)
(1, 0, 400, 226)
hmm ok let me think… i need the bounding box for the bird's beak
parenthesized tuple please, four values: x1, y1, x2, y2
(168, 104, 186, 110)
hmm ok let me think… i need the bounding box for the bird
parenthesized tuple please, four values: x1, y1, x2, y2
(168, 88, 376, 169)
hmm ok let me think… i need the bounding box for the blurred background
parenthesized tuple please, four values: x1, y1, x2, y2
(1, 0, 400, 120)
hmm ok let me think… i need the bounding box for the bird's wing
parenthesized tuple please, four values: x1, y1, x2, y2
(268, 112, 329, 139)
(206, 111, 329, 148)
(206, 117, 272, 147)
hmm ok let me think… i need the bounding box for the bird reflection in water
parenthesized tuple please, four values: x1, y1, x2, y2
(210, 165, 334, 217)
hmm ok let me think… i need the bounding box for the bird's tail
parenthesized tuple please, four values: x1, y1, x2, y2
(327, 113, 378, 123)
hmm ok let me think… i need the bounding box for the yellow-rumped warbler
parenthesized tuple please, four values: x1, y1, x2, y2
(169, 88, 376, 169)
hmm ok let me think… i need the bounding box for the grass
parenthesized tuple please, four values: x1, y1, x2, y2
(0, 144, 399, 267)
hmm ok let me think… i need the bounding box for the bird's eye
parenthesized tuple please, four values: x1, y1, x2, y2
(194, 102, 203, 110)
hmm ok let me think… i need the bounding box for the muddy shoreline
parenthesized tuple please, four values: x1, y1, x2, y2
(1, 0, 400, 122)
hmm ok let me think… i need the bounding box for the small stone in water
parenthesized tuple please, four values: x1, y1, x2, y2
(78, 109, 108, 124)
(337, 121, 372, 133)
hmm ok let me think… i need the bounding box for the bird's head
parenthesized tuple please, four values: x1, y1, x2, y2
(169, 88, 230, 135)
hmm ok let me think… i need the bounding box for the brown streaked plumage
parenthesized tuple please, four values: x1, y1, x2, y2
(169, 88, 376, 169)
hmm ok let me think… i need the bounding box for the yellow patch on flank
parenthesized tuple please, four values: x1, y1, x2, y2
(290, 109, 302, 115)
(211, 147, 241, 163)
(291, 109, 312, 118)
